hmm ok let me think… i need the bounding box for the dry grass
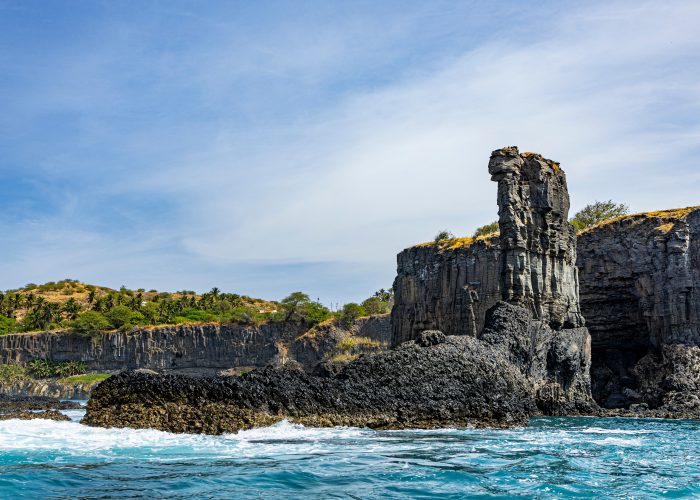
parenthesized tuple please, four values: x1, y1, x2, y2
(415, 233, 498, 251)
(337, 336, 380, 351)
(580, 206, 700, 233)
(329, 353, 359, 364)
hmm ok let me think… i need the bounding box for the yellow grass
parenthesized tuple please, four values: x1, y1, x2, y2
(415, 232, 498, 250)
(580, 206, 700, 233)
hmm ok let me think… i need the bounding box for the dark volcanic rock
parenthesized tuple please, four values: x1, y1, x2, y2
(84, 302, 596, 434)
(0, 410, 70, 422)
(0, 394, 78, 422)
(489, 148, 584, 330)
(578, 207, 700, 410)
(392, 147, 584, 346)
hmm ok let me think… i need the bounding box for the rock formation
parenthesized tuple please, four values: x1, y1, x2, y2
(84, 300, 595, 434)
(84, 147, 597, 433)
(577, 207, 700, 412)
(489, 147, 584, 330)
(392, 147, 584, 345)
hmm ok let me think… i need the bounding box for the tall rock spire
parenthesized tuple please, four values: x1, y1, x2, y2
(488, 146, 584, 329)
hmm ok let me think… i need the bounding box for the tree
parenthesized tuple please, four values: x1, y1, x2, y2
(62, 298, 82, 320)
(280, 292, 311, 321)
(0, 315, 18, 335)
(73, 311, 110, 335)
(434, 230, 454, 243)
(570, 200, 629, 231)
(339, 303, 367, 329)
(106, 305, 143, 330)
(473, 221, 499, 237)
(361, 296, 389, 315)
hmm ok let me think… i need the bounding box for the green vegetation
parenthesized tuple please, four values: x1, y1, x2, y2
(1, 280, 395, 336)
(27, 359, 87, 379)
(0, 315, 18, 335)
(0, 364, 29, 382)
(571, 200, 629, 231)
(279, 292, 332, 324)
(434, 230, 454, 243)
(339, 303, 367, 329)
(73, 311, 111, 335)
(473, 221, 499, 237)
(360, 288, 393, 315)
(57, 373, 111, 385)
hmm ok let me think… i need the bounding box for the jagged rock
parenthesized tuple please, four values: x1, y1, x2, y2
(84, 302, 596, 434)
(578, 207, 700, 409)
(392, 147, 584, 346)
(489, 147, 584, 330)
(0, 410, 71, 422)
(416, 330, 447, 347)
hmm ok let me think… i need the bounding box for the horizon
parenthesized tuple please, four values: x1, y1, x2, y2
(2, 0, 699, 304)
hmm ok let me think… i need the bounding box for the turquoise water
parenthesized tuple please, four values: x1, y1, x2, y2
(1, 409, 699, 499)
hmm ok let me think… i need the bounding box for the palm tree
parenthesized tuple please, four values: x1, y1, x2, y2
(63, 298, 82, 320)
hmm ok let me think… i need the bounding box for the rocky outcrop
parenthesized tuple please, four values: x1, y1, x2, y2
(83, 302, 595, 434)
(0, 379, 99, 400)
(577, 207, 700, 409)
(392, 237, 500, 344)
(489, 147, 584, 330)
(392, 147, 584, 345)
(0, 394, 79, 422)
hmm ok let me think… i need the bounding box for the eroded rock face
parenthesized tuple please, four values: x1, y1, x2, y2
(391, 237, 500, 344)
(578, 207, 700, 409)
(83, 302, 596, 434)
(489, 147, 584, 330)
(392, 147, 584, 346)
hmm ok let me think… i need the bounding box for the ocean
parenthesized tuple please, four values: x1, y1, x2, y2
(0, 407, 698, 499)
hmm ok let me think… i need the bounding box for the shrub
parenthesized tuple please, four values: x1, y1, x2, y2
(73, 311, 110, 335)
(27, 359, 55, 378)
(571, 200, 629, 231)
(0, 364, 29, 382)
(473, 221, 499, 237)
(106, 305, 142, 330)
(339, 303, 367, 329)
(0, 315, 18, 335)
(54, 360, 87, 378)
(361, 296, 390, 315)
(434, 230, 454, 243)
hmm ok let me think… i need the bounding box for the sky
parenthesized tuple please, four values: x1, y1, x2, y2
(1, 0, 699, 305)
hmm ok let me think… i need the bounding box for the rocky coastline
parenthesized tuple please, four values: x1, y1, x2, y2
(6, 146, 700, 431)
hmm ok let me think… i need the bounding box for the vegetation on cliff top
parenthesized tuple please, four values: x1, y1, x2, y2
(571, 200, 630, 231)
(0, 280, 392, 336)
(579, 205, 700, 233)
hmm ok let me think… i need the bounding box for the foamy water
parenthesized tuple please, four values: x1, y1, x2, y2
(0, 409, 699, 498)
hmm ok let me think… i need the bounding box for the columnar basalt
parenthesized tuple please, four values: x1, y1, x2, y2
(392, 147, 585, 346)
(577, 207, 700, 410)
(489, 147, 584, 330)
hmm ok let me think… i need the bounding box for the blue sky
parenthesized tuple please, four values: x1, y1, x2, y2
(1, 0, 699, 305)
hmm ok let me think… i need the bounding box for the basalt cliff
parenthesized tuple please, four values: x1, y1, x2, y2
(578, 206, 700, 416)
(84, 147, 597, 433)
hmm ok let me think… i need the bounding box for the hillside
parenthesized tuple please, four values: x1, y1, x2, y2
(0, 279, 279, 334)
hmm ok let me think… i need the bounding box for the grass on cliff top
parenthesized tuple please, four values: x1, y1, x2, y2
(579, 206, 700, 233)
(56, 373, 111, 385)
(522, 151, 561, 171)
(415, 233, 498, 250)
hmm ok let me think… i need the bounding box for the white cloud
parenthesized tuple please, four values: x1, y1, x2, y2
(2, 0, 699, 302)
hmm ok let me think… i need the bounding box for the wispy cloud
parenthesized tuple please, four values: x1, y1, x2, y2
(1, 0, 698, 302)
